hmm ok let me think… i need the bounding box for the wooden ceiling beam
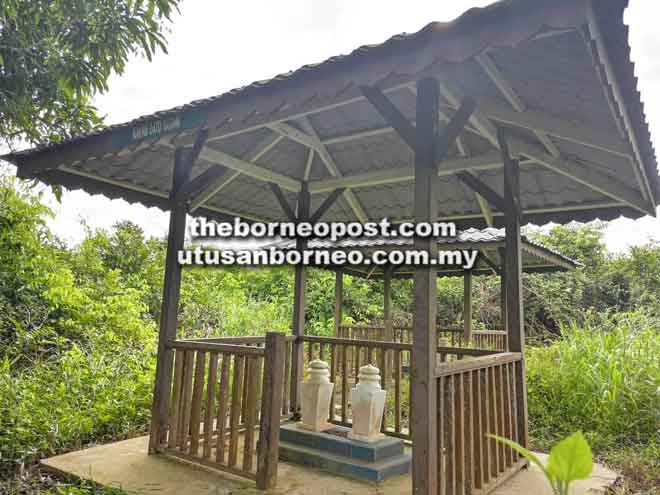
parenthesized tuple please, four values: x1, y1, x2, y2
(310, 188, 346, 223)
(308, 152, 505, 193)
(270, 118, 368, 222)
(269, 182, 297, 221)
(456, 171, 508, 213)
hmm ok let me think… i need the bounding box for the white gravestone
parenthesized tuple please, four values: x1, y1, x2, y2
(298, 360, 334, 432)
(349, 364, 386, 443)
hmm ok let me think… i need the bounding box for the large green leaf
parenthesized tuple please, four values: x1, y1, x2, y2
(546, 431, 593, 483)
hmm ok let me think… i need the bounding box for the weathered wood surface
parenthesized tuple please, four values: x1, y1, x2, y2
(162, 338, 287, 488)
(436, 353, 525, 495)
(148, 147, 191, 453)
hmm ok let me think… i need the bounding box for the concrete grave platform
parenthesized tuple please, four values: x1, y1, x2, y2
(41, 435, 619, 495)
(279, 424, 411, 483)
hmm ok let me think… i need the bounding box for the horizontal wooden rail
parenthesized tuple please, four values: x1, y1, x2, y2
(436, 353, 522, 377)
(180, 335, 296, 345)
(339, 325, 508, 351)
(167, 340, 265, 355)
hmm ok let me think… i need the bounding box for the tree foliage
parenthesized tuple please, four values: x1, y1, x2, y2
(0, 0, 178, 146)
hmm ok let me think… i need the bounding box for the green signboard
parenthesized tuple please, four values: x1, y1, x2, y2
(112, 109, 208, 148)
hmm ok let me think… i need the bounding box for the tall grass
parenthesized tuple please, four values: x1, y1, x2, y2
(526, 310, 660, 452)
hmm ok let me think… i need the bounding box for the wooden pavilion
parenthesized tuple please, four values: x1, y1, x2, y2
(4, 0, 658, 493)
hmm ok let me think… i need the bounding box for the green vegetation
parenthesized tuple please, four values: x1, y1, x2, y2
(1, 0, 180, 149)
(0, 174, 658, 493)
(491, 432, 593, 495)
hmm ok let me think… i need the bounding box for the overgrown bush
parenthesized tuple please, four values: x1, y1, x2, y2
(526, 309, 660, 451)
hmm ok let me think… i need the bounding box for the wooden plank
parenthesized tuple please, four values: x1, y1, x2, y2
(510, 362, 520, 453)
(436, 353, 522, 376)
(168, 349, 185, 449)
(178, 350, 195, 450)
(189, 351, 207, 456)
(215, 354, 231, 463)
(228, 355, 246, 467)
(502, 364, 513, 467)
(455, 374, 465, 495)
(494, 366, 505, 474)
(257, 333, 286, 490)
(168, 340, 265, 356)
(437, 377, 445, 495)
(465, 371, 474, 494)
(463, 272, 473, 343)
(243, 356, 261, 472)
(341, 344, 349, 423)
(394, 350, 402, 434)
(333, 270, 343, 337)
(283, 340, 291, 415)
(480, 367, 490, 486)
(473, 369, 484, 490)
(203, 352, 218, 458)
(444, 375, 455, 495)
(241, 355, 250, 424)
(329, 344, 337, 420)
(488, 366, 499, 479)
(149, 147, 190, 453)
(164, 450, 257, 482)
(379, 348, 387, 433)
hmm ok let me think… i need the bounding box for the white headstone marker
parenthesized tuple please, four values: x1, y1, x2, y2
(349, 364, 386, 443)
(298, 360, 334, 432)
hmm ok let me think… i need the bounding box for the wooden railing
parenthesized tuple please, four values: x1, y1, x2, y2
(162, 334, 291, 489)
(300, 335, 498, 441)
(472, 330, 507, 351)
(338, 325, 508, 351)
(436, 353, 526, 495)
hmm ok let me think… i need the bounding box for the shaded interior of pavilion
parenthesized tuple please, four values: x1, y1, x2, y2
(270, 227, 579, 351)
(4, 0, 658, 493)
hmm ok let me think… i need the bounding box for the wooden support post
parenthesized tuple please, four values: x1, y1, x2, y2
(384, 266, 393, 342)
(411, 77, 440, 495)
(334, 269, 343, 337)
(257, 332, 286, 489)
(499, 248, 507, 335)
(290, 182, 310, 419)
(149, 147, 190, 453)
(463, 272, 473, 342)
(501, 130, 529, 448)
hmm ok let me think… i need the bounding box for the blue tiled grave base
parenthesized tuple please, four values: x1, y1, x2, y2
(279, 423, 411, 483)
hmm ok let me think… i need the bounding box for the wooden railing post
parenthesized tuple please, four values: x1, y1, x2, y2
(463, 272, 473, 342)
(257, 332, 286, 490)
(334, 269, 343, 337)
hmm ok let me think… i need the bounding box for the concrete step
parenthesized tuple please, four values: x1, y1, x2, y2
(279, 423, 403, 462)
(279, 440, 412, 484)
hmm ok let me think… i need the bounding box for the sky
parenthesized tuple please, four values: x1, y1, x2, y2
(8, 0, 660, 251)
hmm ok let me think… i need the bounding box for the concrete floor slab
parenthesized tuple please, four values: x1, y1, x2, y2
(41, 436, 618, 495)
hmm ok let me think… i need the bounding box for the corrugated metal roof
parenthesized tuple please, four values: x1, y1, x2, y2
(3, 0, 657, 229)
(265, 227, 580, 278)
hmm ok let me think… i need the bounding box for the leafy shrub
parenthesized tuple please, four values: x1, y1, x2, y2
(526, 309, 660, 451)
